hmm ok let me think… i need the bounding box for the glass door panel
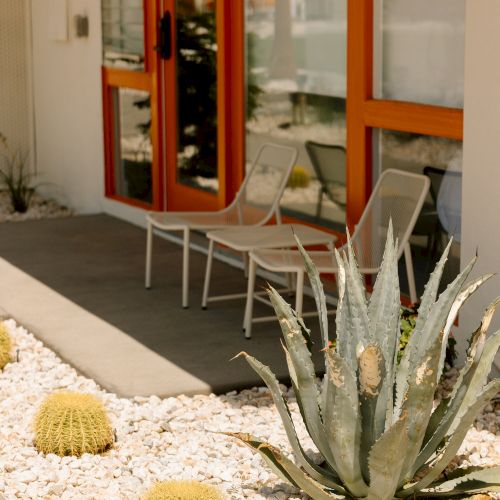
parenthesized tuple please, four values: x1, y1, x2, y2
(374, 0, 465, 108)
(245, 0, 347, 230)
(112, 88, 153, 203)
(175, 0, 218, 193)
(102, 0, 145, 71)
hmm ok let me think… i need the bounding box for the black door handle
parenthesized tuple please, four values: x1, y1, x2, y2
(155, 11, 172, 60)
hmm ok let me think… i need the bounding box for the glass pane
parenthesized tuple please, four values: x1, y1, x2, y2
(375, 0, 465, 108)
(375, 129, 462, 293)
(245, 0, 347, 230)
(176, 0, 218, 193)
(102, 0, 144, 71)
(113, 88, 152, 203)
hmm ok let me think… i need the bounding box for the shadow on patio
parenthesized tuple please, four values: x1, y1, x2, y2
(0, 214, 325, 393)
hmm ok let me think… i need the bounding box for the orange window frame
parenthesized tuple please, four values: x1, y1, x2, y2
(102, 0, 163, 210)
(102, 0, 464, 224)
(346, 0, 464, 228)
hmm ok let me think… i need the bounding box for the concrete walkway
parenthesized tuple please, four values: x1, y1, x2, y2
(0, 215, 324, 397)
(0, 257, 211, 397)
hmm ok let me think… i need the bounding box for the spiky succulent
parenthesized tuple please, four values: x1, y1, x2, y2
(0, 322, 12, 369)
(143, 480, 223, 500)
(229, 223, 500, 499)
(34, 392, 114, 456)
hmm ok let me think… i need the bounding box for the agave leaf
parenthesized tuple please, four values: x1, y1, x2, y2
(334, 248, 355, 370)
(394, 242, 452, 415)
(294, 233, 330, 350)
(436, 275, 495, 381)
(469, 296, 500, 362)
(358, 344, 387, 482)
(397, 333, 443, 486)
(447, 328, 500, 434)
(240, 352, 341, 486)
(336, 245, 370, 376)
(271, 445, 348, 499)
(323, 350, 367, 497)
(395, 256, 476, 419)
(366, 413, 409, 500)
(399, 379, 500, 497)
(415, 239, 453, 324)
(267, 287, 336, 468)
(421, 466, 500, 494)
(225, 432, 296, 486)
(226, 433, 348, 497)
(367, 219, 399, 353)
(416, 327, 500, 474)
(367, 222, 400, 430)
(424, 298, 500, 447)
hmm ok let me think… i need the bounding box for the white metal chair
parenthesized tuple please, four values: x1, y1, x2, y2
(145, 143, 298, 308)
(243, 169, 430, 337)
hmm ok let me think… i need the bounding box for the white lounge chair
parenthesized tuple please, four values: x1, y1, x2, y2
(145, 143, 298, 308)
(243, 168, 430, 337)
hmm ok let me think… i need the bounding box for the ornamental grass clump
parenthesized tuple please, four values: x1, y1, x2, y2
(143, 480, 223, 500)
(0, 322, 12, 369)
(229, 222, 500, 499)
(34, 392, 114, 457)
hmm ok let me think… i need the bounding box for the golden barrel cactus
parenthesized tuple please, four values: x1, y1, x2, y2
(287, 165, 311, 189)
(143, 480, 223, 500)
(34, 392, 114, 456)
(0, 322, 12, 369)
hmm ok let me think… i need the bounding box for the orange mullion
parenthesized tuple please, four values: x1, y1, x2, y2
(217, 0, 245, 207)
(215, 0, 228, 208)
(145, 0, 162, 210)
(104, 68, 151, 91)
(346, 0, 373, 229)
(102, 69, 115, 197)
(364, 99, 464, 141)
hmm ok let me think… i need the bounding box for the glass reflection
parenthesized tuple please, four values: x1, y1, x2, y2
(176, 0, 218, 193)
(102, 0, 145, 71)
(376, 0, 465, 108)
(246, 0, 347, 230)
(376, 129, 462, 290)
(113, 88, 152, 203)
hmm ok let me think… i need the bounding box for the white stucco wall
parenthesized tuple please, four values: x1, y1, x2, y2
(459, 0, 500, 374)
(30, 0, 104, 213)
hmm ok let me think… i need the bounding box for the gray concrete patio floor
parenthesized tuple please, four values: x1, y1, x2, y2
(0, 214, 325, 397)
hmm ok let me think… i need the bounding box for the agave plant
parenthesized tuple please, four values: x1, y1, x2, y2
(228, 224, 500, 499)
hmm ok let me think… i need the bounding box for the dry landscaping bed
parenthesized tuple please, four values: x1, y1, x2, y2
(0, 320, 498, 499)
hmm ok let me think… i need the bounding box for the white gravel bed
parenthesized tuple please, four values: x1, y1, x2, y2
(0, 192, 72, 222)
(0, 319, 498, 500)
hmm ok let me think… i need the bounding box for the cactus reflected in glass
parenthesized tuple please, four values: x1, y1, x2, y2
(228, 222, 500, 499)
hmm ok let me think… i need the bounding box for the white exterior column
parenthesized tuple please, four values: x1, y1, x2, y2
(459, 0, 500, 374)
(30, 0, 104, 213)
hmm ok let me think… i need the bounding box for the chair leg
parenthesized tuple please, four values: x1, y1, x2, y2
(295, 270, 304, 317)
(404, 242, 418, 305)
(242, 251, 249, 278)
(202, 239, 215, 310)
(145, 221, 153, 289)
(182, 228, 190, 309)
(243, 257, 257, 339)
(315, 187, 323, 219)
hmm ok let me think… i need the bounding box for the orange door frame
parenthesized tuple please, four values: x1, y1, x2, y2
(102, 0, 244, 212)
(161, 0, 245, 212)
